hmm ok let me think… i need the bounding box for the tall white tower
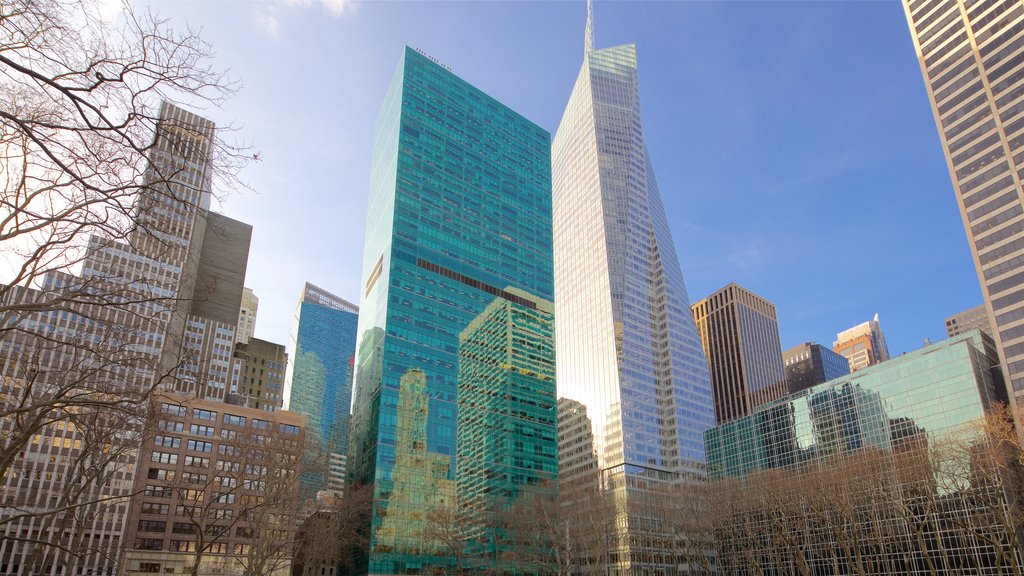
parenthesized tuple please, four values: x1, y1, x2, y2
(552, 4, 716, 573)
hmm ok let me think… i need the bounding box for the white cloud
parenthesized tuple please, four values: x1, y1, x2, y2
(321, 0, 355, 17)
(257, 10, 280, 35)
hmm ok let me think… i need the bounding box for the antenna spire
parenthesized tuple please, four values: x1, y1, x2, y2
(585, 0, 594, 54)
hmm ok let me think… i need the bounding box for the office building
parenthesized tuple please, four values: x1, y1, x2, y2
(946, 303, 995, 340)
(231, 337, 288, 411)
(455, 293, 557, 568)
(285, 282, 359, 496)
(347, 47, 556, 575)
(550, 4, 715, 572)
(237, 287, 258, 344)
(692, 283, 788, 424)
(705, 330, 1013, 574)
(833, 314, 890, 372)
(903, 0, 1024, 405)
(0, 102, 221, 575)
(121, 393, 305, 575)
(783, 341, 851, 394)
(557, 398, 600, 497)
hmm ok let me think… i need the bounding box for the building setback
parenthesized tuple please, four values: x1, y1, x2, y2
(902, 0, 1024, 405)
(783, 342, 851, 395)
(705, 330, 1014, 574)
(551, 3, 716, 572)
(946, 303, 995, 340)
(833, 314, 891, 372)
(692, 283, 788, 424)
(346, 47, 556, 575)
(284, 282, 359, 497)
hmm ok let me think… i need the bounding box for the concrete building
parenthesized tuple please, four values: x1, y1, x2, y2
(946, 303, 995, 340)
(0, 102, 218, 575)
(833, 314, 891, 372)
(237, 287, 258, 345)
(231, 337, 288, 412)
(121, 393, 305, 575)
(550, 3, 715, 572)
(692, 283, 788, 424)
(783, 342, 851, 395)
(903, 0, 1024, 405)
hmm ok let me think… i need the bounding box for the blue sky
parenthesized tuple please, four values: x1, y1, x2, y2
(138, 0, 980, 358)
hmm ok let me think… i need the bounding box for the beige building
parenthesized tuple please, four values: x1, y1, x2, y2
(946, 303, 995, 340)
(903, 1, 1024, 403)
(230, 338, 287, 412)
(833, 314, 891, 373)
(121, 393, 305, 575)
(237, 288, 259, 345)
(691, 283, 788, 424)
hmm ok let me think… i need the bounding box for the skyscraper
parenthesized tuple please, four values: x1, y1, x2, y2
(551, 3, 716, 572)
(285, 282, 359, 496)
(0, 102, 220, 575)
(783, 341, 851, 395)
(691, 283, 788, 424)
(833, 314, 891, 372)
(455, 292, 557, 569)
(903, 1, 1024, 404)
(347, 48, 556, 575)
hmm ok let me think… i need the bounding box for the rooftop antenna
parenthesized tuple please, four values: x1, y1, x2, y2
(585, 0, 594, 54)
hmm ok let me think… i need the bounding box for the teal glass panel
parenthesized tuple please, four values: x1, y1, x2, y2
(349, 48, 556, 575)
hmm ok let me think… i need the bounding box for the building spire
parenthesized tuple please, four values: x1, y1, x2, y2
(585, 0, 594, 54)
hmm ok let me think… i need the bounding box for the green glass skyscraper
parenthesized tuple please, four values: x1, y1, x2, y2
(347, 47, 556, 575)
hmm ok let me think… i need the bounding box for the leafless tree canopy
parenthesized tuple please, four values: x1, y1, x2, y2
(670, 404, 1024, 576)
(0, 0, 249, 571)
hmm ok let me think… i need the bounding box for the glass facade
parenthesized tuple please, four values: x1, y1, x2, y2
(347, 47, 556, 575)
(285, 282, 359, 496)
(782, 342, 852, 395)
(551, 11, 715, 574)
(706, 330, 1010, 574)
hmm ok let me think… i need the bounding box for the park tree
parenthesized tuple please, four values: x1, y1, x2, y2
(0, 0, 249, 569)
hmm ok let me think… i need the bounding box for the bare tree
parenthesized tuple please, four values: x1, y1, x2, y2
(423, 501, 473, 576)
(291, 483, 374, 576)
(0, 0, 249, 570)
(162, 413, 302, 576)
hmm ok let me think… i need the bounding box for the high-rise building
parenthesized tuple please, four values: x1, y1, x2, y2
(551, 3, 715, 572)
(0, 102, 218, 575)
(946, 303, 995, 340)
(783, 341, 851, 395)
(284, 282, 358, 497)
(691, 283, 788, 424)
(833, 314, 890, 372)
(902, 1, 1024, 404)
(347, 47, 556, 575)
(237, 287, 259, 344)
(455, 292, 557, 568)
(705, 330, 1010, 574)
